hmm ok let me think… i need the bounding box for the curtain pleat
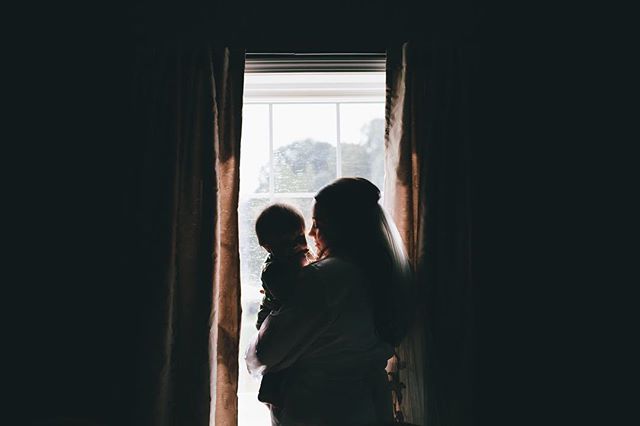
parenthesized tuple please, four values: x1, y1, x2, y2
(210, 48, 245, 426)
(131, 46, 244, 426)
(385, 42, 474, 426)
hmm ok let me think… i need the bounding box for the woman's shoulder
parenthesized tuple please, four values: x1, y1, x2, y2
(302, 256, 365, 285)
(305, 256, 358, 272)
(300, 256, 370, 310)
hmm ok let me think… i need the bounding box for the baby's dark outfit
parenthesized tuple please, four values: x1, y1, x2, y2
(256, 254, 300, 407)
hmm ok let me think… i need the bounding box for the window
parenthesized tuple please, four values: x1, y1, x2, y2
(237, 54, 385, 425)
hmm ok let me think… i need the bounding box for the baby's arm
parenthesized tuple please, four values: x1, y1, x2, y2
(261, 258, 298, 301)
(255, 259, 298, 329)
(256, 287, 279, 330)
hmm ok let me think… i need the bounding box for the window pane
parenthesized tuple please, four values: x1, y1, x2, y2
(339, 103, 385, 190)
(272, 104, 337, 193)
(240, 104, 270, 195)
(238, 72, 385, 426)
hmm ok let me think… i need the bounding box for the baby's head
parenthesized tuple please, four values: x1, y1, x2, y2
(255, 203, 309, 264)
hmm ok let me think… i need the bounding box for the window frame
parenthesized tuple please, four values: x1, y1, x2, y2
(242, 57, 386, 199)
(237, 56, 387, 426)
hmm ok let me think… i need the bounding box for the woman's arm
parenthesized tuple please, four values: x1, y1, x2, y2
(245, 265, 330, 375)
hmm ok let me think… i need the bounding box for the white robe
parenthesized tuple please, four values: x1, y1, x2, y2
(246, 257, 395, 426)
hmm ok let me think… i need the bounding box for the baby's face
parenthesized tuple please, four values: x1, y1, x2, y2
(269, 225, 309, 266)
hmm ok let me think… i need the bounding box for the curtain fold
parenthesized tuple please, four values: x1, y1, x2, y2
(385, 42, 474, 426)
(131, 46, 244, 426)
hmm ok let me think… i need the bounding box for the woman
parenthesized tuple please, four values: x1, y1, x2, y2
(246, 178, 413, 426)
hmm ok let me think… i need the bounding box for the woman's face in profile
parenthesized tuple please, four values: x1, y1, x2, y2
(309, 202, 327, 256)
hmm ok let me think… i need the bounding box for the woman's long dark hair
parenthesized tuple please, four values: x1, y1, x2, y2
(314, 177, 413, 347)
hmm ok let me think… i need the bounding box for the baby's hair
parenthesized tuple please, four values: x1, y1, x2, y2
(255, 203, 305, 247)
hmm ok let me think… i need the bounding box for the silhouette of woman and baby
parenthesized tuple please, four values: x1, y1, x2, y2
(245, 177, 414, 426)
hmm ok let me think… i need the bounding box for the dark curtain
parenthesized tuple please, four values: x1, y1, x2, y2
(130, 46, 245, 426)
(385, 42, 474, 426)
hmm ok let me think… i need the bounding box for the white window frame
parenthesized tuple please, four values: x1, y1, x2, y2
(237, 55, 387, 426)
(243, 54, 386, 202)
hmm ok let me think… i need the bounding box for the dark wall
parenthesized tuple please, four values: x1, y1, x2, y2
(16, 38, 141, 424)
(128, 0, 478, 49)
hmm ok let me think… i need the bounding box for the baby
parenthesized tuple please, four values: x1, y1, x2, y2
(254, 203, 314, 406)
(255, 203, 314, 329)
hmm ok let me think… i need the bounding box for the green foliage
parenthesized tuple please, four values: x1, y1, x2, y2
(256, 118, 385, 193)
(275, 139, 337, 193)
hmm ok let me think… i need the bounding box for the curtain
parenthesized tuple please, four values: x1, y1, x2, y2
(385, 42, 474, 426)
(130, 46, 244, 426)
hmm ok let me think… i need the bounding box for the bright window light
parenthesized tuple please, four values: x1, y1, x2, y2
(237, 70, 386, 426)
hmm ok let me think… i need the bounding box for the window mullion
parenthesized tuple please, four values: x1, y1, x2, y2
(268, 103, 275, 201)
(336, 103, 342, 178)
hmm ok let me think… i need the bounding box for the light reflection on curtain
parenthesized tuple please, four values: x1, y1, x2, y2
(385, 42, 474, 426)
(131, 46, 244, 426)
